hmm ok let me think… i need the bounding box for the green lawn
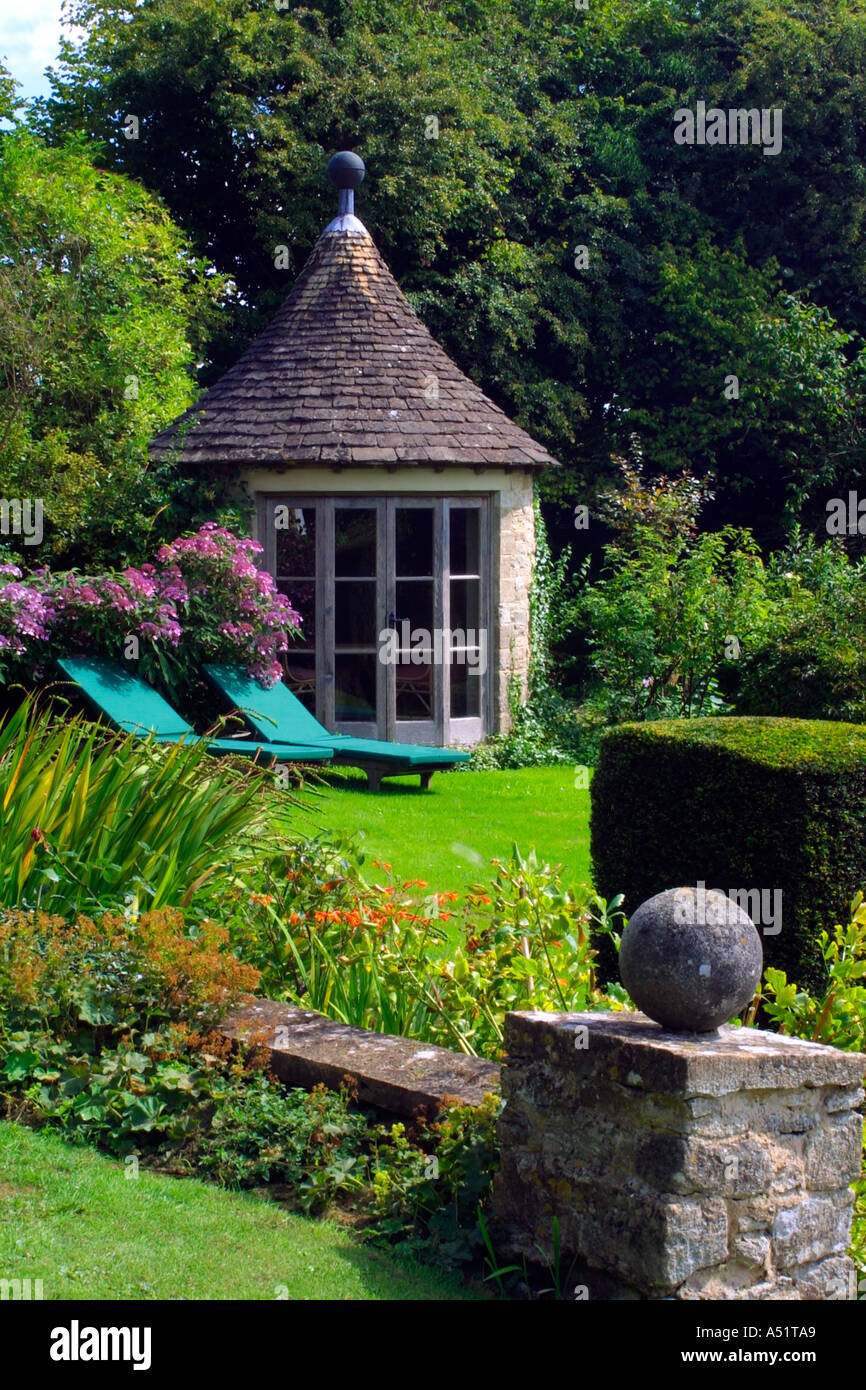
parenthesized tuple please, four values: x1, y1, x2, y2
(293, 766, 592, 896)
(0, 1122, 480, 1301)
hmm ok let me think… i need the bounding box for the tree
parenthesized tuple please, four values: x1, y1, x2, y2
(0, 122, 227, 565)
(32, 1, 866, 544)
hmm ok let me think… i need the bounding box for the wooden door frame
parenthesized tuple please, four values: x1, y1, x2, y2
(257, 491, 493, 744)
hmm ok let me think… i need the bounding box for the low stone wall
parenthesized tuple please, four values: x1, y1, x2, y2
(220, 999, 499, 1117)
(494, 1011, 865, 1300)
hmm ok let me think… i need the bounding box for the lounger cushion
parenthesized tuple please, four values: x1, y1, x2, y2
(57, 658, 331, 760)
(58, 657, 191, 736)
(203, 664, 472, 765)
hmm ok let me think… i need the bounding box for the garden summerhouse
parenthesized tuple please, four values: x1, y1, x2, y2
(150, 154, 560, 745)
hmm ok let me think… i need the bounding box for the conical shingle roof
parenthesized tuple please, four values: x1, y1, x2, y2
(150, 211, 559, 470)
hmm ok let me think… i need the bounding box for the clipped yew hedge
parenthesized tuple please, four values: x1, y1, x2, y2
(590, 717, 866, 988)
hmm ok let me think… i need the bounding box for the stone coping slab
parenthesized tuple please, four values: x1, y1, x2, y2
(220, 998, 499, 1116)
(503, 1010, 866, 1099)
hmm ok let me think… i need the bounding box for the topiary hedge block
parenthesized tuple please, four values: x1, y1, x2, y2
(590, 717, 866, 989)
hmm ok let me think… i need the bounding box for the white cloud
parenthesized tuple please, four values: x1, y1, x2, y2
(0, 0, 86, 103)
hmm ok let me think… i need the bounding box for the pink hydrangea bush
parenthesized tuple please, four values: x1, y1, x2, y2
(0, 526, 301, 690)
(0, 563, 56, 679)
(157, 524, 298, 685)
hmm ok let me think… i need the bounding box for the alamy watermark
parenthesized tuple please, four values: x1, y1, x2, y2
(0, 497, 43, 546)
(674, 101, 783, 158)
(0, 1276, 44, 1300)
(50, 1322, 151, 1370)
(826, 491, 866, 536)
(675, 881, 782, 937)
(378, 621, 488, 676)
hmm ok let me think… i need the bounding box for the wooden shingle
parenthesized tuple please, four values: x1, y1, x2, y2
(150, 216, 560, 471)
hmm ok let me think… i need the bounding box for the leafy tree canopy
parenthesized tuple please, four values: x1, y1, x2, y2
(25, 1, 866, 543)
(0, 117, 228, 565)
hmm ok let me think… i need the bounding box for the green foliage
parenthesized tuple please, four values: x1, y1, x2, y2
(197, 1077, 370, 1206)
(0, 125, 228, 567)
(35, 0, 866, 536)
(0, 697, 278, 914)
(226, 839, 626, 1058)
(760, 893, 866, 1051)
(198, 1079, 502, 1269)
(591, 715, 866, 988)
(575, 465, 771, 722)
(734, 532, 866, 723)
(620, 243, 865, 539)
(0, 903, 261, 1154)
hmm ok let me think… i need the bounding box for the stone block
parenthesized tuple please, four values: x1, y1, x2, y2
(771, 1191, 854, 1269)
(803, 1114, 864, 1188)
(220, 999, 499, 1116)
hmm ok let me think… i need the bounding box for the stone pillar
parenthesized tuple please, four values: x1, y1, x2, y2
(493, 473, 534, 733)
(495, 1010, 865, 1300)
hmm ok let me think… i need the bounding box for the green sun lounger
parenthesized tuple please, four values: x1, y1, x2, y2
(203, 663, 472, 790)
(56, 657, 333, 765)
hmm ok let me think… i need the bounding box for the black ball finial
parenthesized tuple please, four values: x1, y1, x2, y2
(327, 151, 365, 190)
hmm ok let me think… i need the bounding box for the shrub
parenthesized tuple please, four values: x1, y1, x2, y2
(225, 839, 626, 1058)
(565, 465, 770, 724)
(733, 533, 866, 723)
(590, 716, 866, 987)
(0, 904, 262, 1153)
(0, 523, 300, 695)
(0, 697, 279, 914)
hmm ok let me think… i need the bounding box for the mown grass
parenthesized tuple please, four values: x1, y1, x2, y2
(293, 766, 592, 896)
(0, 1122, 481, 1301)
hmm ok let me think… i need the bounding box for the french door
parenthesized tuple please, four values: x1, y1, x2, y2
(260, 495, 490, 745)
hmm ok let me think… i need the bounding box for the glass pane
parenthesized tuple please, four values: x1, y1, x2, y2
(397, 663, 434, 721)
(335, 579, 376, 647)
(279, 580, 314, 643)
(396, 507, 434, 577)
(283, 656, 316, 711)
(275, 507, 316, 577)
(450, 577, 480, 634)
(335, 654, 377, 722)
(450, 666, 481, 719)
(450, 508, 480, 576)
(396, 579, 434, 637)
(336, 508, 376, 577)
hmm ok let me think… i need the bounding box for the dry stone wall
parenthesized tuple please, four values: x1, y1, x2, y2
(495, 1010, 865, 1300)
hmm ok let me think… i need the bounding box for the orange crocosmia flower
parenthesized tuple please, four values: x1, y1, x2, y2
(382, 862, 392, 872)
(289, 913, 300, 925)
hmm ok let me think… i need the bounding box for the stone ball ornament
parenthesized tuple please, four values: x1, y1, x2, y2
(618, 886, 763, 1033)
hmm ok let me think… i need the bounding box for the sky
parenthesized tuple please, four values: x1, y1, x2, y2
(0, 0, 86, 105)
